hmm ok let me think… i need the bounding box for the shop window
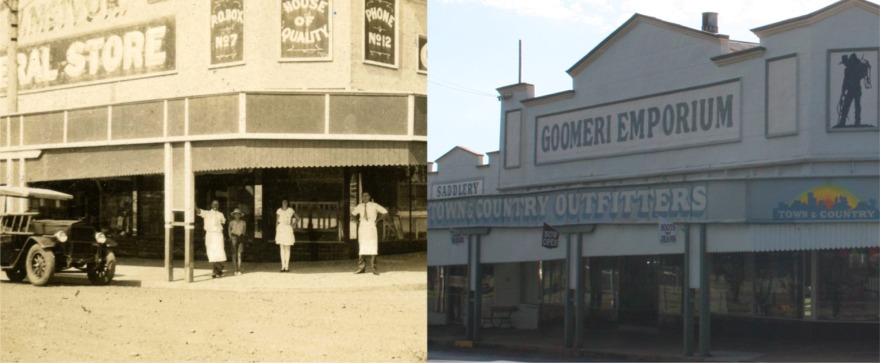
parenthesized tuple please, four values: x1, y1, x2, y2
(480, 264, 495, 312)
(136, 176, 165, 238)
(541, 260, 566, 305)
(446, 265, 468, 324)
(658, 256, 683, 318)
(710, 253, 751, 316)
(362, 166, 427, 241)
(587, 257, 618, 315)
(519, 261, 540, 305)
(98, 179, 134, 236)
(428, 266, 446, 314)
(818, 248, 879, 321)
(263, 168, 343, 243)
(752, 252, 802, 319)
(540, 260, 566, 323)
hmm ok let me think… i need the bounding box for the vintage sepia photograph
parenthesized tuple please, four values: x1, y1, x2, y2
(1, 1, 427, 362)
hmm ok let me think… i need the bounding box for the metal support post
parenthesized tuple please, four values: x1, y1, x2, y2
(163, 143, 173, 282)
(564, 235, 573, 348)
(682, 224, 693, 357)
(574, 232, 584, 348)
(184, 142, 194, 282)
(465, 235, 474, 340)
(698, 224, 710, 357)
(473, 235, 482, 341)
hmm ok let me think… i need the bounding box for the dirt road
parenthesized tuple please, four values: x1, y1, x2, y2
(0, 252, 427, 362)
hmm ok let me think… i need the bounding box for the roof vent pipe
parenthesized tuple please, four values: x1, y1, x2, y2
(702, 12, 718, 33)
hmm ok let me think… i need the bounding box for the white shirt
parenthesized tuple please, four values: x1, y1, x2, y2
(198, 209, 226, 232)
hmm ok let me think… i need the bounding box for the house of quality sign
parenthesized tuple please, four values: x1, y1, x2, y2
(281, 0, 331, 60)
(536, 80, 741, 164)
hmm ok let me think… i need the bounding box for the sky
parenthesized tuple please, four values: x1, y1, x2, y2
(427, 0, 850, 163)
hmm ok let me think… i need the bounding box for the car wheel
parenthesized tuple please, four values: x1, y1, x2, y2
(4, 268, 27, 282)
(25, 244, 55, 286)
(87, 251, 116, 285)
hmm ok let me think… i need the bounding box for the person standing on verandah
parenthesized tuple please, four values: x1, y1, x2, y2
(196, 200, 227, 278)
(228, 208, 247, 276)
(351, 192, 387, 275)
(276, 198, 298, 272)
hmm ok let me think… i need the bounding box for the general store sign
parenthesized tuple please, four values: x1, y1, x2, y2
(18, 0, 149, 39)
(0, 17, 175, 93)
(536, 80, 741, 164)
(428, 183, 708, 228)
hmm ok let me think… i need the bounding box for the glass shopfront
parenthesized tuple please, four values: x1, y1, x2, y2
(707, 250, 878, 322)
(31, 165, 426, 260)
(818, 248, 880, 321)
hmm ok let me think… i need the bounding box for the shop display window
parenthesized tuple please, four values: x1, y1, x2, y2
(540, 260, 566, 323)
(480, 264, 496, 312)
(428, 266, 446, 314)
(658, 256, 683, 317)
(136, 176, 166, 239)
(263, 168, 343, 242)
(586, 257, 619, 316)
(711, 253, 752, 316)
(818, 248, 880, 321)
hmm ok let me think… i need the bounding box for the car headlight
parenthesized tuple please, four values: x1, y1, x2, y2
(54, 231, 68, 243)
(95, 232, 107, 244)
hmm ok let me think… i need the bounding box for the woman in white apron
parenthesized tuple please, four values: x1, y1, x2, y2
(276, 198, 298, 272)
(351, 192, 387, 275)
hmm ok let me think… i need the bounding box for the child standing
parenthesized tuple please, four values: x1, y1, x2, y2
(228, 208, 247, 276)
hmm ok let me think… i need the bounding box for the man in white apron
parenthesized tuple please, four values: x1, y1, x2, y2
(197, 200, 227, 278)
(351, 192, 387, 275)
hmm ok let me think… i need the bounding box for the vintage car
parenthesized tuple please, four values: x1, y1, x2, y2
(0, 186, 116, 286)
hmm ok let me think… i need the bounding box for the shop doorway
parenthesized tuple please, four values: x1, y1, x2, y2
(446, 265, 468, 325)
(618, 256, 660, 328)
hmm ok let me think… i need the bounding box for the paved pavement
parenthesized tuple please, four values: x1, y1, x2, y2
(428, 321, 879, 362)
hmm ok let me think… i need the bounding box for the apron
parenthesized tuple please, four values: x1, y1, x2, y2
(205, 231, 227, 262)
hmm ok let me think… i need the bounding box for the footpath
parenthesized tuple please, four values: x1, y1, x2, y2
(428, 322, 879, 362)
(40, 251, 428, 292)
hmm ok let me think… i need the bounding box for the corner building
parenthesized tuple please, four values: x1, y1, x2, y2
(428, 0, 878, 349)
(1, 0, 427, 273)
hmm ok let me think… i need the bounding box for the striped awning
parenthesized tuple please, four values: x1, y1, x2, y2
(25, 145, 164, 182)
(20, 140, 425, 181)
(191, 139, 426, 172)
(708, 223, 880, 252)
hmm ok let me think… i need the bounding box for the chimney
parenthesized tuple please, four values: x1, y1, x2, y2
(702, 12, 718, 33)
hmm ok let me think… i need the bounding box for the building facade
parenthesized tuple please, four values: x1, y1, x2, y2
(1, 0, 427, 273)
(428, 0, 878, 349)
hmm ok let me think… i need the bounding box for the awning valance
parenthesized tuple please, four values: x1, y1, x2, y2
(708, 223, 880, 252)
(25, 145, 164, 182)
(20, 139, 425, 181)
(192, 139, 426, 172)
